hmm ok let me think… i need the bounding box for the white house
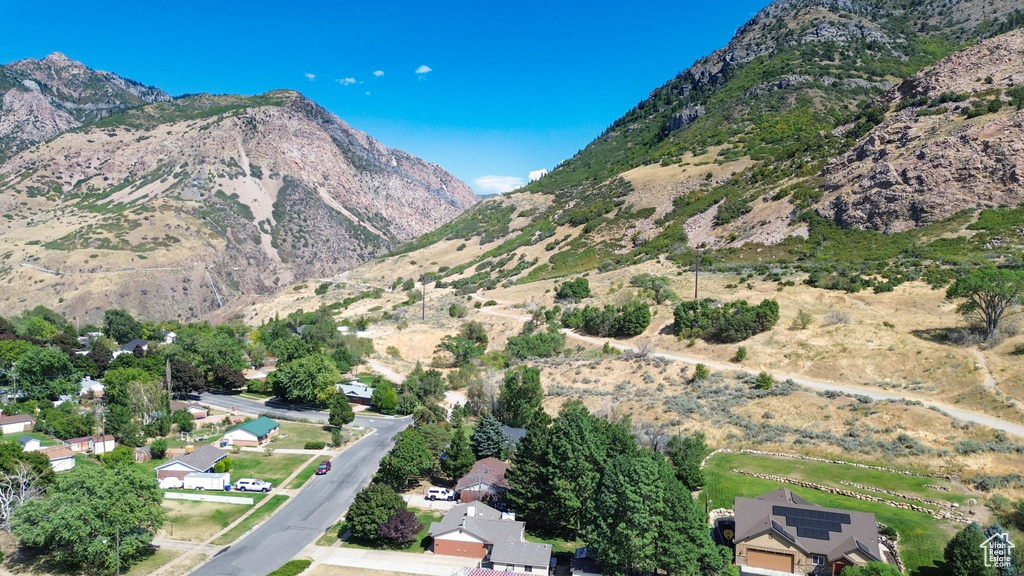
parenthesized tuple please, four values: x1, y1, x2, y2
(222, 416, 280, 447)
(18, 436, 40, 452)
(39, 446, 76, 472)
(78, 376, 105, 397)
(92, 434, 116, 455)
(0, 414, 35, 435)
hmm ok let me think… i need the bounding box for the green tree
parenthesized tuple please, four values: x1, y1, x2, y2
(178, 329, 246, 375)
(150, 438, 168, 459)
(664, 432, 707, 491)
(102, 309, 144, 345)
(435, 335, 484, 367)
(498, 365, 543, 427)
(371, 380, 398, 415)
(459, 321, 489, 350)
(169, 358, 205, 398)
(616, 300, 651, 337)
(101, 446, 135, 467)
(0, 442, 54, 489)
(13, 346, 76, 400)
(172, 409, 195, 433)
(329, 392, 355, 427)
(0, 340, 34, 370)
(442, 426, 475, 479)
(269, 354, 341, 403)
(11, 465, 165, 572)
(943, 522, 997, 576)
(470, 413, 506, 460)
(755, 371, 774, 390)
(377, 428, 434, 488)
(346, 483, 406, 542)
(105, 404, 143, 447)
(946, 268, 1024, 341)
(556, 278, 591, 302)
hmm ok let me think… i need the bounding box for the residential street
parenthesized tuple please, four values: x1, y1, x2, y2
(188, 408, 410, 576)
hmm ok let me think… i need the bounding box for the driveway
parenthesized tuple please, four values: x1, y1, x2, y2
(189, 414, 411, 576)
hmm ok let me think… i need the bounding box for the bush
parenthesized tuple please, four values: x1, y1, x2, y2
(734, 346, 748, 362)
(1012, 343, 1024, 356)
(267, 560, 312, 576)
(822, 308, 851, 326)
(755, 371, 774, 390)
(555, 278, 591, 302)
(448, 303, 469, 318)
(692, 363, 710, 382)
(150, 438, 168, 459)
(790, 309, 814, 330)
(213, 457, 233, 473)
(331, 428, 344, 447)
(673, 299, 779, 343)
(385, 346, 401, 358)
(562, 300, 650, 338)
(304, 441, 326, 450)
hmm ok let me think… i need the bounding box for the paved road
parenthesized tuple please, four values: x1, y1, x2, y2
(199, 393, 333, 423)
(190, 401, 410, 576)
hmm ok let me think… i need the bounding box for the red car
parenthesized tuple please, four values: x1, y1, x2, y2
(315, 460, 331, 475)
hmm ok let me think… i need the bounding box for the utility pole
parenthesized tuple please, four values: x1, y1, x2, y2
(421, 283, 426, 321)
(694, 248, 700, 300)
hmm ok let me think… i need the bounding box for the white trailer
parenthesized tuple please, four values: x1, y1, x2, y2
(183, 472, 230, 491)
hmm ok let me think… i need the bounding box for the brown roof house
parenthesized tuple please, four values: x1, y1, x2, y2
(456, 457, 510, 503)
(38, 446, 76, 472)
(0, 414, 35, 435)
(734, 488, 883, 576)
(155, 445, 227, 481)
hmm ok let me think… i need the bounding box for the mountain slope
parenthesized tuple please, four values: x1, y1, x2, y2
(0, 52, 171, 160)
(382, 0, 1024, 297)
(0, 60, 476, 323)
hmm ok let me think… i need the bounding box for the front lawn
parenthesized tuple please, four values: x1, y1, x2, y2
(3, 431, 61, 448)
(287, 461, 323, 489)
(229, 452, 310, 487)
(212, 494, 289, 545)
(337, 509, 445, 553)
(269, 421, 334, 449)
(163, 499, 254, 542)
(703, 452, 960, 575)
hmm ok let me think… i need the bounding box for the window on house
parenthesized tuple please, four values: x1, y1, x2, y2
(811, 554, 825, 566)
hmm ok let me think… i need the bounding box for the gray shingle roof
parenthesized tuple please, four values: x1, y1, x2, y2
(157, 444, 226, 473)
(428, 502, 523, 544)
(490, 541, 552, 566)
(735, 488, 881, 563)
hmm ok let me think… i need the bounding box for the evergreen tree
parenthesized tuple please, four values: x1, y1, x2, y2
(329, 392, 355, 427)
(377, 428, 433, 488)
(505, 413, 552, 527)
(664, 431, 708, 491)
(944, 523, 997, 576)
(442, 426, 475, 480)
(470, 413, 506, 460)
(371, 380, 398, 415)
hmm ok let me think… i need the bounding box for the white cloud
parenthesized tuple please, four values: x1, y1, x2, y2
(337, 77, 357, 86)
(415, 65, 432, 74)
(528, 169, 548, 182)
(365, 91, 371, 96)
(373, 70, 384, 77)
(304, 73, 316, 81)
(473, 175, 525, 195)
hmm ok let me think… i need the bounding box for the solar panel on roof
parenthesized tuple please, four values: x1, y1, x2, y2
(772, 506, 851, 525)
(771, 520, 797, 543)
(796, 527, 832, 540)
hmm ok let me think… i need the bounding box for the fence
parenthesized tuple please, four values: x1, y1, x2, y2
(164, 493, 253, 505)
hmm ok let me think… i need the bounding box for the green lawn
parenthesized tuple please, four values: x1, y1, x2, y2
(524, 530, 584, 554)
(164, 489, 267, 503)
(230, 452, 310, 487)
(163, 499, 255, 542)
(3, 431, 61, 447)
(338, 510, 445, 553)
(124, 548, 181, 576)
(212, 494, 289, 545)
(703, 453, 959, 576)
(287, 462, 322, 489)
(317, 520, 346, 546)
(270, 421, 334, 449)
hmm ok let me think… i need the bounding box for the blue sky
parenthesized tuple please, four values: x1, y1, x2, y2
(0, 1, 773, 195)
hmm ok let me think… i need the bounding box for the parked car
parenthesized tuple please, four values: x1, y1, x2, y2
(316, 460, 331, 475)
(234, 478, 273, 492)
(159, 477, 184, 490)
(426, 487, 455, 501)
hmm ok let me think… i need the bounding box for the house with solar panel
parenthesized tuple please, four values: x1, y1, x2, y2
(733, 488, 884, 575)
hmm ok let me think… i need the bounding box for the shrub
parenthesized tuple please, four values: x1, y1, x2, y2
(213, 457, 233, 473)
(822, 308, 851, 326)
(692, 363, 710, 382)
(755, 371, 774, 390)
(555, 278, 591, 302)
(448, 303, 469, 318)
(267, 560, 312, 576)
(790, 309, 814, 330)
(562, 301, 650, 338)
(150, 438, 168, 459)
(386, 346, 401, 358)
(304, 441, 326, 450)
(1013, 343, 1024, 356)
(734, 346, 748, 362)
(673, 299, 779, 343)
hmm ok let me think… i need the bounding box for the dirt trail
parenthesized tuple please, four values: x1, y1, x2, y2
(475, 298, 1024, 439)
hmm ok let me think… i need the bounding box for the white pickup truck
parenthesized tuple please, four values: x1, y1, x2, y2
(234, 478, 273, 492)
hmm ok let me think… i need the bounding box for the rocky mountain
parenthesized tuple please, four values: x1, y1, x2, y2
(0, 52, 171, 160)
(381, 0, 1024, 296)
(818, 30, 1024, 232)
(0, 58, 477, 323)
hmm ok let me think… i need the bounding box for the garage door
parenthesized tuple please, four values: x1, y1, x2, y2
(748, 549, 794, 572)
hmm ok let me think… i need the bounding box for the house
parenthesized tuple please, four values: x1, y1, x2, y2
(571, 547, 602, 576)
(65, 436, 93, 452)
(134, 446, 152, 463)
(92, 434, 116, 455)
(53, 394, 75, 407)
(78, 376, 105, 397)
(428, 502, 525, 559)
(155, 444, 228, 480)
(38, 446, 76, 472)
(112, 339, 149, 358)
(0, 414, 35, 435)
(734, 488, 883, 575)
(163, 330, 177, 345)
(337, 382, 374, 406)
(222, 416, 279, 447)
(171, 401, 209, 419)
(243, 369, 269, 382)
(18, 436, 40, 452)
(456, 457, 511, 503)
(489, 541, 552, 574)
